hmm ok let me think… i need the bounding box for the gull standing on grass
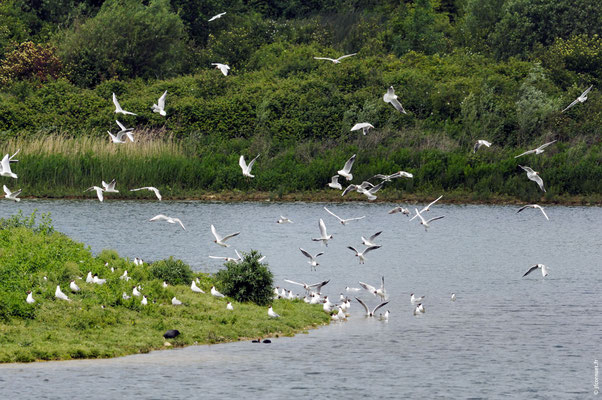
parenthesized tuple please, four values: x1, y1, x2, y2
(211, 286, 225, 298)
(324, 206, 365, 225)
(151, 90, 167, 116)
(311, 219, 333, 246)
(26, 291, 35, 304)
(383, 86, 407, 114)
(514, 140, 557, 158)
(115, 120, 135, 142)
(351, 122, 374, 135)
(208, 12, 226, 21)
(211, 224, 240, 247)
(562, 85, 593, 113)
(149, 214, 186, 230)
(239, 154, 260, 178)
(85, 186, 104, 202)
(191, 281, 205, 293)
(355, 298, 389, 317)
(130, 186, 162, 200)
(359, 277, 386, 301)
(0, 154, 18, 178)
(171, 297, 182, 306)
(112, 93, 137, 115)
(328, 175, 342, 190)
(70, 280, 80, 292)
(55, 285, 71, 301)
(409, 195, 443, 221)
(517, 204, 549, 220)
(268, 306, 280, 318)
(414, 208, 445, 231)
(337, 154, 356, 181)
(3, 185, 21, 201)
(299, 248, 324, 271)
(313, 53, 357, 64)
(347, 245, 381, 264)
(523, 264, 549, 278)
(473, 140, 492, 153)
(212, 63, 230, 76)
(518, 165, 546, 192)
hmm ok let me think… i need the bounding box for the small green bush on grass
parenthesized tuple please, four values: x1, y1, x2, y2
(149, 257, 193, 285)
(215, 250, 273, 306)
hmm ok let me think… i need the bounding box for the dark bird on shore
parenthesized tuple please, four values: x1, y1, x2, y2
(163, 329, 180, 339)
(262, 339, 272, 344)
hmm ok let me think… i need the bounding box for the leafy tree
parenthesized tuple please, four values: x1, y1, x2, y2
(215, 250, 273, 305)
(0, 41, 62, 85)
(391, 0, 450, 56)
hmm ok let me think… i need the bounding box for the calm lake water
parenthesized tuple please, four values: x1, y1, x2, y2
(0, 199, 600, 398)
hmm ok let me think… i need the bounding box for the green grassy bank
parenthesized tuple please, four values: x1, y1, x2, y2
(0, 212, 329, 363)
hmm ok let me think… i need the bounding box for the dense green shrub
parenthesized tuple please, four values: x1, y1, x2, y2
(215, 251, 273, 306)
(149, 257, 193, 285)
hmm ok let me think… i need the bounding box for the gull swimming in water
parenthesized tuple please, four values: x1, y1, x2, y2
(150, 214, 186, 230)
(361, 231, 382, 247)
(346, 286, 361, 292)
(299, 248, 324, 271)
(359, 277, 386, 301)
(268, 306, 280, 318)
(212, 63, 230, 76)
(102, 179, 118, 193)
(239, 154, 260, 178)
(347, 245, 381, 264)
(0, 154, 18, 178)
(355, 297, 389, 317)
(518, 165, 546, 192)
(26, 291, 35, 304)
(130, 186, 162, 201)
(211, 224, 240, 247)
(313, 53, 357, 64)
(151, 90, 167, 116)
(473, 140, 492, 153)
(3, 185, 21, 202)
(351, 122, 374, 135)
(383, 86, 407, 114)
(328, 175, 343, 190)
(372, 171, 413, 182)
(211, 286, 225, 298)
(324, 206, 365, 225)
(414, 208, 445, 231)
(517, 204, 549, 220)
(112, 93, 137, 115)
(208, 12, 226, 21)
(55, 285, 71, 301)
(413, 303, 425, 315)
(311, 218, 333, 246)
(191, 281, 205, 293)
(85, 186, 104, 202)
(523, 264, 548, 278)
(409, 195, 443, 221)
(337, 154, 356, 181)
(514, 140, 557, 158)
(562, 85, 593, 112)
(277, 216, 293, 224)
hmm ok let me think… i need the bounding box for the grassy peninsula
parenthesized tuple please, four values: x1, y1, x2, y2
(0, 212, 329, 363)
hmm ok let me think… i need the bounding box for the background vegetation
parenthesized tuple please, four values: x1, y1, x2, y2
(0, 0, 600, 202)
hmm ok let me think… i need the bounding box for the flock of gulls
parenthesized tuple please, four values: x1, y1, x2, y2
(4, 10, 594, 335)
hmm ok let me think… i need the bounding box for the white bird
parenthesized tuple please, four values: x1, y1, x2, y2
(7, 149, 19, 164)
(372, 171, 413, 182)
(26, 291, 35, 304)
(70, 280, 80, 292)
(115, 120, 135, 142)
(107, 130, 127, 144)
(451, 293, 456, 301)
(309, 293, 321, 304)
(141, 296, 148, 306)
(409, 195, 443, 221)
(92, 275, 106, 285)
(277, 216, 293, 224)
(130, 187, 162, 201)
(335, 307, 347, 321)
(517, 204, 549, 220)
(351, 122, 374, 135)
(413, 303, 425, 315)
(562, 85, 593, 112)
(119, 271, 130, 281)
(211, 224, 240, 247)
(311, 219, 333, 247)
(268, 306, 280, 318)
(133, 257, 144, 266)
(211, 286, 225, 298)
(473, 140, 492, 153)
(3, 185, 21, 202)
(284, 279, 329, 294)
(388, 206, 410, 216)
(208, 12, 226, 21)
(361, 231, 382, 247)
(523, 263, 548, 278)
(86, 271, 93, 283)
(112, 93, 137, 115)
(55, 285, 70, 301)
(383, 86, 407, 114)
(209, 253, 242, 263)
(347, 245, 381, 264)
(226, 302, 234, 310)
(191, 281, 205, 293)
(345, 286, 361, 292)
(122, 292, 131, 300)
(102, 179, 118, 193)
(413, 208, 445, 231)
(85, 186, 104, 202)
(0, 154, 18, 179)
(514, 140, 557, 158)
(162, 281, 168, 288)
(150, 214, 186, 230)
(379, 310, 390, 321)
(171, 297, 182, 305)
(239, 154, 259, 178)
(132, 286, 141, 297)
(313, 53, 357, 64)
(327, 175, 343, 190)
(355, 297, 389, 317)
(410, 293, 425, 305)
(299, 248, 324, 271)
(324, 206, 365, 225)
(359, 277, 386, 301)
(337, 154, 356, 181)
(212, 63, 230, 76)
(151, 90, 167, 116)
(342, 181, 384, 201)
(519, 165, 546, 192)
